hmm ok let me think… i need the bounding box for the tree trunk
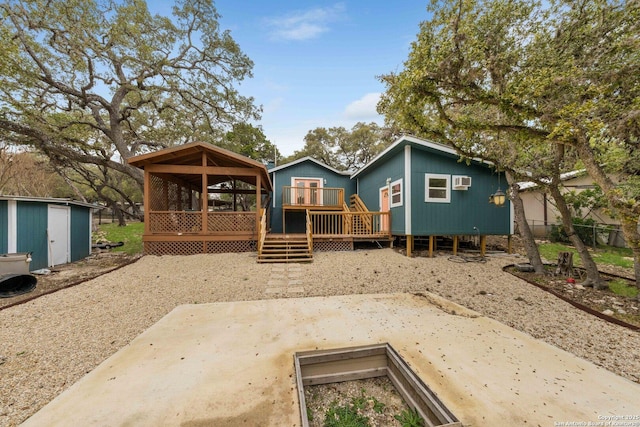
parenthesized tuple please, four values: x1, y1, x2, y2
(575, 140, 640, 296)
(619, 217, 640, 301)
(548, 184, 606, 289)
(506, 171, 546, 274)
(555, 252, 574, 276)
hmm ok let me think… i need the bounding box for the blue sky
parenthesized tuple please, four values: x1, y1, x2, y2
(212, 1, 431, 156)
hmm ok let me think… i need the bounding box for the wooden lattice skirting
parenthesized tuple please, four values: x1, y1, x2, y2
(145, 240, 256, 255)
(313, 240, 353, 252)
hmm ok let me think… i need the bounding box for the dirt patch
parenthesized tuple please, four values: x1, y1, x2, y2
(507, 265, 640, 328)
(0, 251, 141, 310)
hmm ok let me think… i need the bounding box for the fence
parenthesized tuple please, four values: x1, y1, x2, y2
(523, 220, 629, 248)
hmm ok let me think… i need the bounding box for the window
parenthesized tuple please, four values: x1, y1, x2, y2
(390, 179, 403, 207)
(425, 174, 451, 203)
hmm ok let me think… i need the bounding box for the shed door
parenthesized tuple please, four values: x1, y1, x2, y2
(48, 205, 70, 267)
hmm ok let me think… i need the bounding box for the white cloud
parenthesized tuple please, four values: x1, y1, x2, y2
(265, 3, 346, 41)
(343, 93, 383, 121)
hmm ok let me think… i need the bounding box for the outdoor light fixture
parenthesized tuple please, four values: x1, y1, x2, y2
(489, 188, 506, 206)
(489, 171, 506, 206)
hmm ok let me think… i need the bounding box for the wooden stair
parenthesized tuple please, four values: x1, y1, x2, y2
(258, 234, 313, 263)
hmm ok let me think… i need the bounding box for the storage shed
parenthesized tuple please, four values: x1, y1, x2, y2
(0, 196, 96, 271)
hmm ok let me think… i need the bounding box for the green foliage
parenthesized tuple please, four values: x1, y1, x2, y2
(378, 0, 640, 281)
(0, 0, 258, 213)
(538, 242, 633, 269)
(95, 222, 144, 255)
(223, 123, 280, 164)
(548, 217, 609, 247)
(608, 279, 639, 299)
(286, 122, 391, 171)
(323, 403, 370, 427)
(394, 407, 425, 427)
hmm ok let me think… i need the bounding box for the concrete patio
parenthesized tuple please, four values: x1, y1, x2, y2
(21, 293, 640, 426)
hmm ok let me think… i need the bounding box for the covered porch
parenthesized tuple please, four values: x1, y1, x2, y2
(128, 142, 272, 255)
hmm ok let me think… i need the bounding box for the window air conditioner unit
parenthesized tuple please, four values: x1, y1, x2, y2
(453, 176, 472, 190)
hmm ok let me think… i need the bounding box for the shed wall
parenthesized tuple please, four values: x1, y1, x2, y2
(410, 148, 510, 235)
(0, 200, 7, 253)
(71, 205, 91, 261)
(270, 161, 354, 233)
(17, 201, 49, 270)
(357, 149, 406, 234)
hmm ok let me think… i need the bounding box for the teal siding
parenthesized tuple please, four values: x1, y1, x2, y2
(16, 202, 48, 270)
(356, 148, 406, 234)
(356, 140, 510, 237)
(70, 205, 91, 261)
(270, 160, 354, 233)
(0, 200, 7, 253)
(411, 147, 510, 235)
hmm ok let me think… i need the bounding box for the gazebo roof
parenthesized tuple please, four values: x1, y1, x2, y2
(128, 141, 272, 191)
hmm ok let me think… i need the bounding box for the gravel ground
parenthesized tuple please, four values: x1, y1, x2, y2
(1, 249, 639, 426)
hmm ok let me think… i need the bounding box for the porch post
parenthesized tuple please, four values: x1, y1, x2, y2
(143, 171, 150, 235)
(256, 172, 261, 235)
(201, 153, 208, 235)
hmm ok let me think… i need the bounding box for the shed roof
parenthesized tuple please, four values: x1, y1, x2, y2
(0, 195, 100, 209)
(128, 141, 272, 191)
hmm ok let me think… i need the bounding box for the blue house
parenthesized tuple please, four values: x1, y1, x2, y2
(351, 135, 513, 255)
(0, 196, 97, 270)
(268, 157, 354, 232)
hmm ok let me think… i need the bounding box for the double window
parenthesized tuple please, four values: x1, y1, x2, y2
(425, 174, 450, 203)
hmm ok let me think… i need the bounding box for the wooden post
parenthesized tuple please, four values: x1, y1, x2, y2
(453, 235, 458, 256)
(255, 172, 261, 237)
(555, 252, 574, 276)
(428, 235, 434, 258)
(507, 235, 512, 254)
(480, 235, 487, 257)
(143, 171, 150, 235)
(407, 235, 413, 257)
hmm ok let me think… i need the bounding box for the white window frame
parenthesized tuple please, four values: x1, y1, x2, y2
(425, 173, 451, 203)
(389, 178, 403, 208)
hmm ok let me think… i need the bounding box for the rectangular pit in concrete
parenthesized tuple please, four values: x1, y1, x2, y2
(294, 343, 462, 427)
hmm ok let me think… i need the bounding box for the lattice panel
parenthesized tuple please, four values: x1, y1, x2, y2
(145, 241, 205, 256)
(314, 241, 353, 252)
(208, 213, 256, 232)
(206, 240, 255, 253)
(148, 174, 201, 211)
(145, 240, 255, 255)
(149, 212, 203, 233)
(149, 174, 168, 210)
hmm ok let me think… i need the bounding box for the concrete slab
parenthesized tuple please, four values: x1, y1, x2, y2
(21, 293, 640, 426)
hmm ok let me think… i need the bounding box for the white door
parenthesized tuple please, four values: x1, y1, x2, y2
(48, 206, 70, 267)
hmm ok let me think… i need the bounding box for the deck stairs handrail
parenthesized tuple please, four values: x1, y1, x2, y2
(349, 194, 372, 233)
(306, 209, 313, 255)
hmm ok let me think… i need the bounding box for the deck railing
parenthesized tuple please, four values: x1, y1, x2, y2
(258, 209, 267, 255)
(282, 186, 344, 209)
(148, 211, 256, 234)
(309, 211, 391, 238)
(306, 209, 313, 253)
